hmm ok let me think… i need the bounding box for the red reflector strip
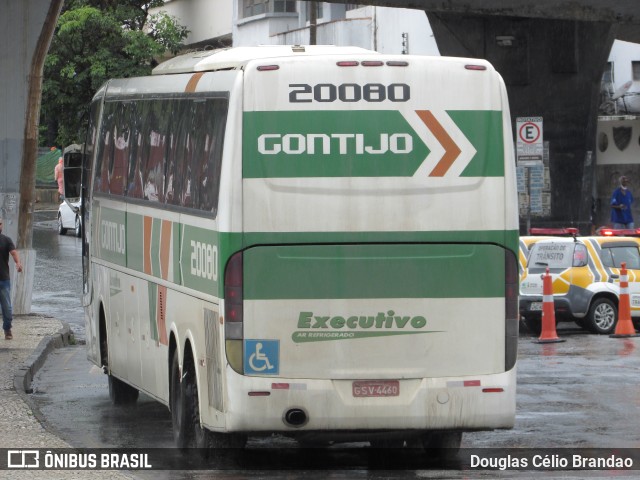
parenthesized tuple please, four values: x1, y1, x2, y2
(271, 383, 289, 390)
(529, 227, 578, 236)
(257, 65, 279, 71)
(336, 61, 359, 67)
(463, 380, 481, 387)
(465, 64, 487, 71)
(362, 61, 384, 67)
(482, 388, 504, 393)
(386, 61, 409, 67)
(248, 391, 271, 396)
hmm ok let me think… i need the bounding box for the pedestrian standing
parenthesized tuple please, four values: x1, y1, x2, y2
(0, 219, 22, 340)
(610, 175, 634, 229)
(54, 157, 64, 200)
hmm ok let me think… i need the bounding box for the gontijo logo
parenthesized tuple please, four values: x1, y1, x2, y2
(243, 109, 504, 179)
(292, 310, 439, 343)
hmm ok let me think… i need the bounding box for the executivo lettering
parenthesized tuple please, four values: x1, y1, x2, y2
(292, 310, 439, 343)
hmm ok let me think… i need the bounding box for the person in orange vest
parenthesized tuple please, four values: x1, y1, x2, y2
(54, 157, 64, 200)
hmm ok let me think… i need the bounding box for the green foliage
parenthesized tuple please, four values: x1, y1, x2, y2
(41, 0, 189, 147)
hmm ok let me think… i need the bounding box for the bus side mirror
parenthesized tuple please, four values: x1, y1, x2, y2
(63, 148, 83, 200)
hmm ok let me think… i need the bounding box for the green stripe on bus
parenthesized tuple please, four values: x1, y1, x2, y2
(127, 213, 144, 271)
(243, 243, 507, 300)
(148, 283, 158, 341)
(451, 110, 505, 177)
(151, 218, 161, 277)
(173, 222, 182, 285)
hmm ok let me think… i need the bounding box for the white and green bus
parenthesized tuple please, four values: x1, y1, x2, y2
(76, 45, 519, 450)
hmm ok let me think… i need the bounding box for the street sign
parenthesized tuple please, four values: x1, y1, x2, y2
(516, 116, 543, 166)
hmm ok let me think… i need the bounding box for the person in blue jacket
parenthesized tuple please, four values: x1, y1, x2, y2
(611, 175, 634, 229)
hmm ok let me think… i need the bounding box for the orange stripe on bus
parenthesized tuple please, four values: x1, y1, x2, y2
(185, 72, 204, 93)
(143, 216, 153, 275)
(416, 110, 461, 177)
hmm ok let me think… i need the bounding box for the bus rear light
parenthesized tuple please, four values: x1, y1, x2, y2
(386, 61, 409, 67)
(336, 61, 359, 67)
(362, 60, 384, 67)
(224, 251, 243, 338)
(257, 65, 280, 71)
(482, 388, 504, 393)
(248, 391, 271, 397)
(465, 64, 487, 71)
(225, 252, 244, 373)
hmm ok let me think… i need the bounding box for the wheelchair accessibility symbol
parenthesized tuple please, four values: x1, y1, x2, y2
(244, 339, 280, 375)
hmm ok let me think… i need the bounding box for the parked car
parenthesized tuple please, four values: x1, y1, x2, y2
(57, 198, 81, 237)
(520, 233, 640, 335)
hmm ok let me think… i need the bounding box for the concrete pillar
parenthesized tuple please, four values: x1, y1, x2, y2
(428, 13, 616, 233)
(1, 0, 62, 313)
(11, 249, 36, 315)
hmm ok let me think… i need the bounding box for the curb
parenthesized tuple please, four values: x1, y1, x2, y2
(14, 321, 73, 396)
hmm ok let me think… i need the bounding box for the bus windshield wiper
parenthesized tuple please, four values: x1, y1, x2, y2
(535, 261, 548, 266)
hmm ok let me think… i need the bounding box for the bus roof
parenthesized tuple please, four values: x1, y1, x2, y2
(152, 45, 379, 75)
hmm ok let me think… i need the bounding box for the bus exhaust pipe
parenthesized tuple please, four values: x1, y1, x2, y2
(284, 408, 308, 427)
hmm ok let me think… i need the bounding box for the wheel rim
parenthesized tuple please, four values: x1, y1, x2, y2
(594, 303, 616, 331)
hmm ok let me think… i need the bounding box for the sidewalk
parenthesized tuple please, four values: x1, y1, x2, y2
(0, 314, 132, 479)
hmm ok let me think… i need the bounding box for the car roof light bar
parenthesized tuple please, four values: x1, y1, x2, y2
(529, 227, 578, 237)
(596, 227, 640, 237)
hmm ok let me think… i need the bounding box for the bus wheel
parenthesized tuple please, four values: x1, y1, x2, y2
(108, 375, 139, 405)
(171, 350, 191, 448)
(74, 216, 82, 237)
(171, 349, 247, 450)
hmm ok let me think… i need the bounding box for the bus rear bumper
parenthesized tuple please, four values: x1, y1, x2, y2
(210, 368, 516, 434)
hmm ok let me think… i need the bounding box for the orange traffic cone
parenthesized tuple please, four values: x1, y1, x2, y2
(610, 262, 640, 338)
(535, 267, 566, 344)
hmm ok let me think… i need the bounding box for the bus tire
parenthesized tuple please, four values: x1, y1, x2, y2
(171, 349, 246, 450)
(108, 375, 139, 405)
(74, 216, 82, 237)
(171, 350, 192, 448)
(586, 298, 617, 334)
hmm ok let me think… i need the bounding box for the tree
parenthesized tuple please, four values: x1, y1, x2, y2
(41, 0, 188, 147)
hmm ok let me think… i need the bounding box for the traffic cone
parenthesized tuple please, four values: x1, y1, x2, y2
(610, 262, 640, 338)
(535, 267, 566, 344)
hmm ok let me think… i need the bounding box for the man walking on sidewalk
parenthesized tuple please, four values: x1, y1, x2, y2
(0, 219, 22, 339)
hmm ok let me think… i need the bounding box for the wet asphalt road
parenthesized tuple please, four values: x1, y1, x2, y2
(28, 210, 640, 478)
(32, 208, 85, 340)
(29, 325, 640, 479)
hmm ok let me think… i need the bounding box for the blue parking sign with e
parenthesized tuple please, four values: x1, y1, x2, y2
(244, 339, 280, 375)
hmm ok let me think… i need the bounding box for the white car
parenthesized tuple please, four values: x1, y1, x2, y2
(57, 199, 82, 237)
